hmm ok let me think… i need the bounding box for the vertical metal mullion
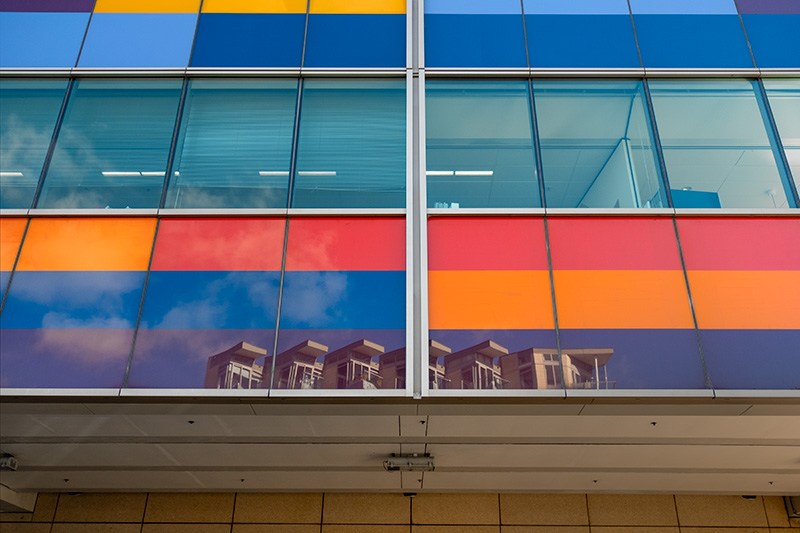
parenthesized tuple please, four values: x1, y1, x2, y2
(158, 77, 190, 209)
(642, 79, 674, 209)
(755, 78, 800, 208)
(30, 78, 75, 209)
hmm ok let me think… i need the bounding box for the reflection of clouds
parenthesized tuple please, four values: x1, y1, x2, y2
(281, 272, 347, 326)
(0, 115, 53, 173)
(133, 329, 270, 364)
(32, 328, 132, 367)
(13, 272, 141, 311)
(41, 313, 132, 329)
(166, 184, 285, 209)
(289, 225, 336, 269)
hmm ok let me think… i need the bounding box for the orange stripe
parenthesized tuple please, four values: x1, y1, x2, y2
(0, 218, 27, 272)
(553, 270, 694, 329)
(16, 218, 156, 271)
(428, 270, 554, 329)
(93, 0, 200, 13)
(309, 0, 405, 14)
(689, 270, 800, 329)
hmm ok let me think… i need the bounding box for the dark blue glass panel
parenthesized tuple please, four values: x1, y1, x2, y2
(37, 79, 183, 209)
(633, 15, 753, 68)
(424, 15, 527, 68)
(190, 13, 305, 68)
(0, 79, 69, 209)
(165, 79, 298, 208)
(526, 15, 640, 68)
(304, 14, 405, 68)
(292, 79, 405, 208)
(0, 12, 89, 68)
(741, 15, 800, 68)
(701, 330, 800, 389)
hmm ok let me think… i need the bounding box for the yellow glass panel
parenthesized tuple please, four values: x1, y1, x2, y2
(94, 0, 201, 13)
(16, 218, 157, 271)
(202, 0, 306, 13)
(309, 0, 405, 14)
(0, 218, 28, 272)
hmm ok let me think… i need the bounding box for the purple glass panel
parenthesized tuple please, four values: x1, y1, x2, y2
(0, 0, 95, 12)
(736, 0, 800, 14)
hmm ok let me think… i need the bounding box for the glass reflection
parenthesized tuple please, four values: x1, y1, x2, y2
(0, 79, 69, 209)
(534, 80, 665, 208)
(426, 80, 540, 208)
(764, 79, 800, 188)
(649, 79, 796, 208)
(165, 79, 298, 208)
(292, 78, 406, 208)
(37, 79, 183, 209)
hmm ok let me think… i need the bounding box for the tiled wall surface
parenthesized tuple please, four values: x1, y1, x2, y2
(2, 492, 798, 532)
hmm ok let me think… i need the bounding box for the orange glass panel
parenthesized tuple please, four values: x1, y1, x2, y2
(553, 270, 694, 329)
(16, 218, 156, 271)
(689, 270, 800, 329)
(202, 0, 307, 13)
(309, 0, 405, 14)
(94, 0, 201, 13)
(429, 270, 554, 329)
(0, 218, 27, 271)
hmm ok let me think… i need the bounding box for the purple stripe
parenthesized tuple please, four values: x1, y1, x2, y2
(736, 0, 800, 14)
(0, 0, 95, 12)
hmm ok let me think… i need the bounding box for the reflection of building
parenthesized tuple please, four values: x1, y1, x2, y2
(322, 339, 384, 390)
(428, 340, 451, 389)
(204, 341, 266, 390)
(267, 340, 328, 390)
(379, 339, 453, 390)
(443, 340, 509, 390)
(500, 348, 614, 390)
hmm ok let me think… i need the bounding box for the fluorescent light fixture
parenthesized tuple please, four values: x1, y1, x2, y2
(140, 171, 165, 177)
(298, 171, 337, 176)
(426, 170, 454, 176)
(258, 171, 290, 176)
(383, 454, 434, 472)
(0, 172, 24, 177)
(102, 171, 140, 177)
(455, 171, 494, 176)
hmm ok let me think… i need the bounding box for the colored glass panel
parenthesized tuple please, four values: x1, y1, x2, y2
(37, 79, 183, 209)
(0, 0, 95, 12)
(93, 0, 201, 13)
(303, 14, 405, 68)
(534, 81, 664, 208)
(764, 80, 800, 181)
(633, 15, 753, 68)
(649, 80, 795, 208)
(523, 0, 631, 15)
(0, 218, 26, 272)
(309, 0, 405, 14)
(628, 0, 737, 15)
(190, 13, 305, 67)
(77, 13, 198, 68)
(742, 16, 800, 68)
(426, 0, 522, 14)
(426, 80, 539, 208)
(201, 0, 307, 13)
(292, 79, 405, 208)
(424, 15, 528, 68)
(0, 79, 68, 209)
(165, 79, 298, 208)
(737, 0, 800, 14)
(0, 12, 89, 68)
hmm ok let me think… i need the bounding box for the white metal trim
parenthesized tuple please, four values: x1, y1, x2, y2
(27, 209, 159, 216)
(673, 208, 800, 216)
(119, 388, 268, 398)
(0, 388, 121, 397)
(286, 208, 406, 216)
(643, 68, 761, 78)
(427, 208, 546, 216)
(545, 208, 675, 216)
(425, 389, 568, 398)
(0, 209, 29, 216)
(405, 68, 416, 399)
(158, 208, 288, 216)
(417, 69, 429, 399)
(566, 389, 715, 399)
(713, 390, 800, 399)
(267, 388, 409, 398)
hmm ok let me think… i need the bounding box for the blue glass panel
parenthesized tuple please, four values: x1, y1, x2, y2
(742, 15, 800, 68)
(0, 79, 68, 209)
(426, 80, 540, 208)
(0, 12, 89, 68)
(304, 14, 405, 68)
(526, 15, 640, 68)
(649, 80, 795, 208)
(77, 13, 197, 68)
(425, 0, 521, 15)
(190, 13, 305, 68)
(633, 15, 753, 68)
(523, 0, 630, 15)
(425, 15, 528, 68)
(534, 80, 664, 208)
(292, 79, 405, 208)
(165, 79, 298, 208)
(37, 79, 183, 209)
(764, 80, 800, 182)
(0, 271, 11, 300)
(701, 330, 800, 389)
(628, 0, 737, 15)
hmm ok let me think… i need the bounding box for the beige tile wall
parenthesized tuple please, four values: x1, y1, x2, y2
(1, 493, 796, 532)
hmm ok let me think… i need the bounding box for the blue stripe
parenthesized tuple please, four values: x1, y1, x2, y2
(304, 14, 405, 68)
(425, 0, 521, 15)
(742, 15, 800, 68)
(523, 0, 630, 15)
(0, 12, 89, 68)
(425, 14, 528, 68)
(629, 0, 738, 15)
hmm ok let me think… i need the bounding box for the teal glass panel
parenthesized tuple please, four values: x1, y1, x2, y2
(36, 79, 183, 209)
(291, 79, 406, 208)
(649, 80, 795, 209)
(165, 79, 298, 209)
(534, 80, 665, 208)
(764, 80, 800, 185)
(0, 79, 68, 209)
(426, 80, 540, 208)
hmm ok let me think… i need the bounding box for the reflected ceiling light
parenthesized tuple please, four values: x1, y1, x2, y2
(101, 171, 165, 177)
(258, 171, 290, 176)
(298, 171, 337, 176)
(455, 170, 494, 176)
(140, 171, 165, 177)
(426, 170, 453, 176)
(0, 172, 24, 177)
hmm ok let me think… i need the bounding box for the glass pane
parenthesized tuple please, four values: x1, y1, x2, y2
(165, 79, 298, 208)
(0, 79, 68, 208)
(649, 79, 794, 208)
(292, 79, 405, 208)
(535, 80, 666, 208)
(764, 79, 800, 187)
(426, 80, 540, 208)
(37, 79, 183, 209)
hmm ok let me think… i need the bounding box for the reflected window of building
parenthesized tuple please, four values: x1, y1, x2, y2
(0, 79, 69, 209)
(534, 80, 666, 208)
(165, 79, 298, 208)
(649, 79, 796, 208)
(426, 79, 540, 208)
(292, 78, 406, 208)
(763, 79, 800, 188)
(37, 79, 183, 209)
